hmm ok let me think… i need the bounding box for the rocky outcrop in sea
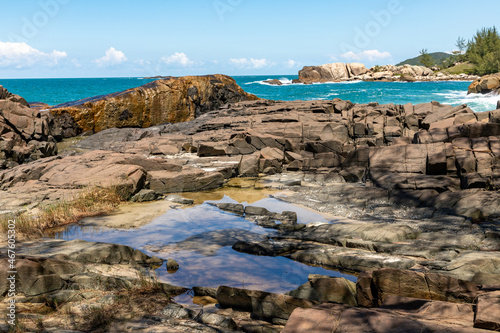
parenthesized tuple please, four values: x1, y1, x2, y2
(49, 74, 259, 135)
(469, 72, 500, 94)
(297, 62, 479, 84)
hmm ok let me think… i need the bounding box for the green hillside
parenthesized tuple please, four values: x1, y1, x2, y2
(396, 52, 452, 66)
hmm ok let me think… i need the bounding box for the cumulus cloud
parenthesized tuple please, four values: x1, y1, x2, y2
(285, 59, 298, 68)
(229, 58, 269, 69)
(0, 42, 67, 69)
(340, 50, 392, 62)
(160, 52, 194, 67)
(94, 47, 127, 67)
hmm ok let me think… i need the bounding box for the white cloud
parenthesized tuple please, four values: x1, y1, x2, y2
(340, 50, 392, 62)
(94, 47, 127, 67)
(160, 52, 194, 67)
(285, 59, 298, 68)
(229, 58, 269, 69)
(0, 42, 67, 69)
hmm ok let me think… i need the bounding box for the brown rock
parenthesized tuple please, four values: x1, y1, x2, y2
(371, 268, 479, 304)
(474, 291, 500, 330)
(286, 277, 357, 306)
(263, 79, 283, 86)
(468, 73, 500, 94)
(216, 286, 316, 320)
(50, 75, 258, 133)
(0, 87, 58, 168)
(281, 304, 347, 333)
(400, 74, 416, 82)
(298, 63, 367, 84)
(148, 169, 225, 194)
(238, 153, 260, 177)
(283, 303, 482, 333)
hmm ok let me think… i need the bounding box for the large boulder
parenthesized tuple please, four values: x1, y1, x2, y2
(0, 86, 58, 169)
(50, 75, 259, 134)
(283, 301, 481, 333)
(298, 63, 368, 84)
(358, 268, 479, 307)
(286, 277, 357, 306)
(468, 73, 500, 94)
(216, 286, 316, 320)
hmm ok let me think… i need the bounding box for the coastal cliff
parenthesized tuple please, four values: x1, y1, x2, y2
(50, 74, 259, 134)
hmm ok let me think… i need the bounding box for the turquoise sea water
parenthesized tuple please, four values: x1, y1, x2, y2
(0, 75, 498, 112)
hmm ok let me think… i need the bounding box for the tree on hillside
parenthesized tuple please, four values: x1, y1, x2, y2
(456, 37, 467, 53)
(466, 26, 500, 75)
(419, 49, 434, 68)
(452, 36, 467, 62)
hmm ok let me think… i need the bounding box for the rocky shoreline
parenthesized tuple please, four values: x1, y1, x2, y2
(1, 77, 500, 332)
(294, 62, 480, 84)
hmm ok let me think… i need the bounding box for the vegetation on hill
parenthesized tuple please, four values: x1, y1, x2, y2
(396, 52, 451, 67)
(438, 62, 475, 75)
(398, 26, 500, 75)
(465, 26, 500, 75)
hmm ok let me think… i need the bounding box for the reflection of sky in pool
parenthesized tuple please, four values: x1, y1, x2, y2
(49, 196, 356, 293)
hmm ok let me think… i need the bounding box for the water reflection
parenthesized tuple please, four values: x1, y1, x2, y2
(48, 195, 356, 293)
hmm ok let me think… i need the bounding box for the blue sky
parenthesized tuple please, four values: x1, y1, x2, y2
(0, 0, 498, 78)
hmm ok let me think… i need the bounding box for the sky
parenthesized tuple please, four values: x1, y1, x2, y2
(0, 0, 498, 78)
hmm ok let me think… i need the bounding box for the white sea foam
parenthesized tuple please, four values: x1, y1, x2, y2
(437, 90, 499, 112)
(245, 77, 295, 86)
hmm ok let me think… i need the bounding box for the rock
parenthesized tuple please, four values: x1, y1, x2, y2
(148, 169, 225, 194)
(238, 153, 260, 177)
(468, 72, 500, 94)
(13, 239, 162, 266)
(474, 291, 500, 330)
(400, 74, 416, 82)
(192, 286, 218, 298)
(369, 268, 479, 304)
(348, 63, 369, 76)
(166, 259, 179, 273)
(0, 86, 58, 169)
(199, 313, 238, 329)
(216, 202, 245, 215)
(216, 286, 316, 320)
(232, 239, 313, 257)
(162, 303, 191, 319)
(356, 271, 375, 307)
(245, 205, 272, 216)
(286, 277, 357, 306)
(131, 189, 159, 202)
(193, 295, 218, 305)
(165, 194, 194, 205)
(281, 304, 347, 333)
(442, 251, 500, 281)
(298, 62, 368, 84)
(283, 302, 481, 333)
(50, 75, 259, 133)
(497, 99, 500, 110)
(289, 245, 416, 272)
(264, 79, 283, 86)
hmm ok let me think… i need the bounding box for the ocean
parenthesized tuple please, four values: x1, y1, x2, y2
(0, 75, 498, 113)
